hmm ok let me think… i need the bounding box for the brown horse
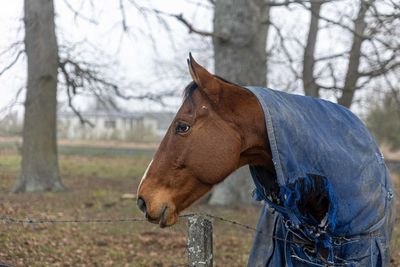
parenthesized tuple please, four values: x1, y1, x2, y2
(136, 55, 395, 266)
(136, 54, 275, 227)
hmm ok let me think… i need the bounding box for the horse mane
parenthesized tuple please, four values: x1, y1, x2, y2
(183, 76, 241, 102)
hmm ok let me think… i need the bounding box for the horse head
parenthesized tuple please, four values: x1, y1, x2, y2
(136, 54, 272, 227)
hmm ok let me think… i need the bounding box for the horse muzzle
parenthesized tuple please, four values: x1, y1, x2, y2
(136, 196, 177, 228)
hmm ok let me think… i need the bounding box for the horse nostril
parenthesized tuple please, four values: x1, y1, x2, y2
(137, 197, 147, 214)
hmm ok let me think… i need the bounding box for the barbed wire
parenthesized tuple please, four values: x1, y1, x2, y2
(198, 212, 258, 231)
(0, 212, 306, 245)
(187, 212, 308, 245)
(0, 212, 259, 233)
(0, 215, 146, 224)
(0, 213, 247, 225)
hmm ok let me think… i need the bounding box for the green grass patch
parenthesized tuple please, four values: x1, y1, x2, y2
(0, 153, 20, 174)
(0, 151, 152, 182)
(60, 154, 150, 181)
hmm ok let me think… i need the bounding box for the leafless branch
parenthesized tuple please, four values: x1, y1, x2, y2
(59, 59, 95, 126)
(119, 0, 128, 32)
(359, 59, 400, 78)
(266, 0, 336, 7)
(269, 20, 301, 80)
(67, 88, 95, 127)
(0, 50, 24, 76)
(58, 51, 175, 125)
(327, 62, 339, 91)
(0, 41, 24, 59)
(152, 9, 216, 38)
(360, 38, 400, 78)
(185, 0, 214, 9)
(116, 0, 177, 54)
(316, 61, 342, 92)
(122, 1, 216, 39)
(315, 52, 348, 62)
(296, 1, 370, 39)
(0, 87, 25, 115)
(63, 0, 98, 25)
(383, 74, 400, 117)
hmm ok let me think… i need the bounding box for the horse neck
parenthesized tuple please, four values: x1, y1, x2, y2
(218, 86, 274, 171)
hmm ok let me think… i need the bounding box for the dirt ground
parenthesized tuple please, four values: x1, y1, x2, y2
(0, 141, 399, 266)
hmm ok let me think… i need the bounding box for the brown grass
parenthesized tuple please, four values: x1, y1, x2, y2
(0, 143, 399, 266)
(0, 148, 259, 267)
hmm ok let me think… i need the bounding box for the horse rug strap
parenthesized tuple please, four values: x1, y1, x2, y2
(243, 86, 395, 267)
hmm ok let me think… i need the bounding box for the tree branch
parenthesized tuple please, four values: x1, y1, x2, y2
(302, 0, 323, 97)
(118, 0, 128, 32)
(59, 59, 95, 127)
(315, 52, 348, 62)
(269, 20, 301, 81)
(359, 59, 400, 78)
(152, 9, 216, 38)
(58, 53, 174, 125)
(0, 50, 24, 76)
(0, 87, 25, 115)
(63, 0, 98, 25)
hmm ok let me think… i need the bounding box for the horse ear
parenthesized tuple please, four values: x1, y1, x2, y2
(187, 53, 221, 102)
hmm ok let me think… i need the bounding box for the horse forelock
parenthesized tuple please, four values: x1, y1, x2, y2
(183, 76, 240, 103)
(183, 81, 198, 103)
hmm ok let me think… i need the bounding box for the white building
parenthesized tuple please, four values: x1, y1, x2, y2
(58, 110, 174, 142)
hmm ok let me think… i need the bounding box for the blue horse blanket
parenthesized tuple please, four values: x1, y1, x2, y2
(244, 87, 395, 267)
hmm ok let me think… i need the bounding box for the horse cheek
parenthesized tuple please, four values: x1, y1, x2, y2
(194, 130, 241, 184)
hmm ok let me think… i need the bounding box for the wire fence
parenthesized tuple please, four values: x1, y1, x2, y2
(0, 212, 268, 242)
(0, 212, 252, 228)
(0, 211, 303, 245)
(0, 210, 321, 267)
(0, 212, 258, 267)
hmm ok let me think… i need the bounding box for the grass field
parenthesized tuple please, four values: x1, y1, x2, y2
(0, 142, 259, 267)
(0, 141, 399, 266)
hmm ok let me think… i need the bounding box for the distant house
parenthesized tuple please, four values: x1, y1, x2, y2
(0, 112, 21, 136)
(58, 110, 175, 142)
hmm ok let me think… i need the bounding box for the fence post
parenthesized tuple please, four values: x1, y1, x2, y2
(187, 215, 213, 267)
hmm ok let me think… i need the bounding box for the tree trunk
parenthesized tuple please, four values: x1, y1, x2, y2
(12, 0, 66, 192)
(208, 0, 269, 205)
(303, 1, 322, 98)
(338, 1, 372, 108)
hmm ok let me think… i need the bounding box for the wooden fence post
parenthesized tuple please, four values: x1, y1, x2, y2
(187, 215, 213, 267)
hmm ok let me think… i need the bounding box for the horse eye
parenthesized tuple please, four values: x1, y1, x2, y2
(175, 122, 190, 134)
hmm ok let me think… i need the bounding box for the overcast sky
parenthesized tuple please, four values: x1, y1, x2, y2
(0, 0, 390, 120)
(0, 0, 214, 117)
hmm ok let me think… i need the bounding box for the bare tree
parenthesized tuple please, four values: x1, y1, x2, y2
(207, 0, 399, 204)
(12, 0, 65, 192)
(338, 0, 373, 107)
(302, 0, 323, 97)
(3, 0, 179, 192)
(272, 0, 400, 108)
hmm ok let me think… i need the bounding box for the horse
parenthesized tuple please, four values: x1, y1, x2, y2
(137, 54, 395, 266)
